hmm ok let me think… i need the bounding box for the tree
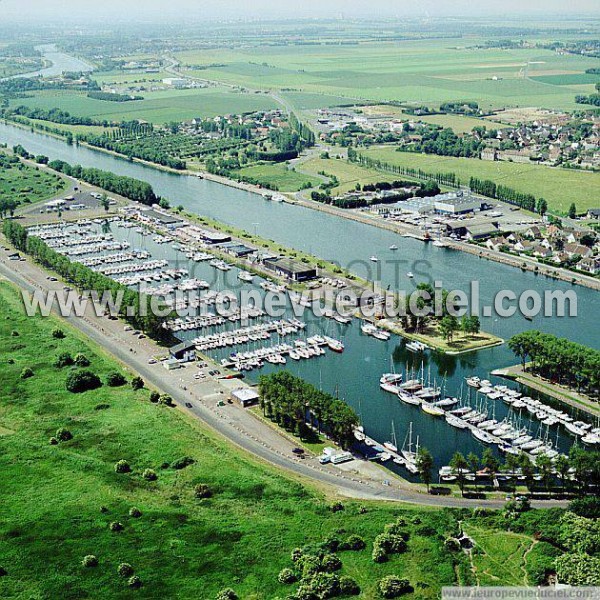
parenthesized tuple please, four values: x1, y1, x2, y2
(439, 315, 459, 342)
(535, 454, 553, 493)
(568, 202, 577, 219)
(131, 376, 144, 390)
(467, 452, 480, 489)
(100, 194, 110, 212)
(378, 575, 412, 598)
(450, 452, 468, 496)
(215, 589, 238, 600)
(536, 197, 548, 216)
(482, 448, 500, 482)
(106, 372, 126, 387)
(114, 460, 131, 474)
(65, 370, 102, 393)
(416, 447, 434, 493)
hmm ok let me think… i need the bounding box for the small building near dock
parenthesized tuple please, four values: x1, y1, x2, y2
(230, 387, 260, 407)
(219, 242, 256, 257)
(263, 256, 317, 282)
(169, 340, 197, 363)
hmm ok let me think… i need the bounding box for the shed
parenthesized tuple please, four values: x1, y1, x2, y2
(231, 388, 260, 407)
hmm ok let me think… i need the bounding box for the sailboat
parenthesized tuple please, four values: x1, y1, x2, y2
(384, 421, 399, 453)
(401, 423, 420, 473)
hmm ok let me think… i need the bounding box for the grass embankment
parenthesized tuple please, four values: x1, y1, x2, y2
(236, 162, 320, 192)
(380, 319, 504, 355)
(0, 279, 503, 598)
(0, 156, 66, 206)
(360, 146, 600, 214)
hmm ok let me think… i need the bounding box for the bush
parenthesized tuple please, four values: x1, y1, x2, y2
(378, 576, 412, 598)
(81, 555, 98, 568)
(49, 437, 58, 445)
(117, 563, 134, 577)
(55, 428, 73, 442)
(11, 330, 19, 337)
(291, 547, 303, 562)
(131, 376, 144, 390)
(106, 372, 126, 387)
(52, 328, 65, 339)
(171, 456, 195, 470)
(331, 502, 344, 513)
(444, 538, 461, 552)
(194, 484, 212, 499)
(54, 352, 74, 368)
(74, 353, 90, 367)
(339, 575, 360, 596)
(323, 534, 340, 552)
(569, 497, 600, 519)
(341, 534, 366, 551)
(109, 521, 124, 532)
(159, 394, 174, 406)
(372, 546, 388, 563)
(20, 367, 34, 379)
(114, 460, 131, 474)
(149, 391, 160, 403)
(65, 370, 102, 393)
(278, 567, 297, 584)
(129, 507, 142, 518)
(374, 533, 407, 555)
(215, 589, 238, 600)
(321, 553, 342, 572)
(128, 575, 142, 588)
(142, 469, 157, 481)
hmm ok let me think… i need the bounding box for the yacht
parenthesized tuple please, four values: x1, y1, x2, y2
(432, 240, 447, 248)
(389, 244, 398, 251)
(380, 373, 403, 385)
(406, 272, 414, 278)
(446, 414, 469, 429)
(324, 336, 344, 353)
(398, 390, 421, 406)
(406, 341, 427, 353)
(370, 256, 379, 262)
(421, 401, 444, 417)
(466, 376, 481, 388)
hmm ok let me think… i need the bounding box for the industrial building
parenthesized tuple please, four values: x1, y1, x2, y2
(263, 256, 317, 282)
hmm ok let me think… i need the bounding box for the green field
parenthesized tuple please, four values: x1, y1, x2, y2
(175, 38, 600, 111)
(360, 146, 600, 214)
(237, 162, 321, 192)
(8, 88, 279, 125)
(0, 157, 66, 206)
(0, 279, 516, 599)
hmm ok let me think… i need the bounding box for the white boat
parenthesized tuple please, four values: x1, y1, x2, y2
(446, 414, 469, 429)
(372, 329, 391, 341)
(324, 336, 344, 353)
(472, 428, 494, 444)
(401, 423, 419, 466)
(381, 382, 403, 394)
(389, 245, 398, 251)
(406, 341, 427, 353)
(380, 373, 403, 385)
(237, 271, 254, 282)
(370, 256, 379, 262)
(466, 376, 481, 388)
(432, 240, 447, 248)
(398, 391, 421, 406)
(406, 272, 414, 278)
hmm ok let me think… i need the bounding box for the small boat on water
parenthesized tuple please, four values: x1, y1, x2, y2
(432, 240, 447, 248)
(389, 245, 398, 251)
(370, 256, 379, 262)
(324, 336, 344, 353)
(406, 341, 427, 353)
(398, 391, 421, 406)
(466, 376, 481, 388)
(421, 401, 444, 417)
(380, 373, 403, 385)
(472, 428, 494, 444)
(237, 271, 254, 283)
(446, 414, 469, 429)
(406, 272, 414, 278)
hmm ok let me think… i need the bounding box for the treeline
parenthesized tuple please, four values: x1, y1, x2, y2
(258, 372, 359, 449)
(508, 331, 600, 397)
(47, 159, 158, 205)
(268, 112, 315, 154)
(0, 77, 98, 95)
(87, 91, 143, 102)
(576, 94, 600, 107)
(5, 105, 103, 127)
(469, 177, 545, 212)
(350, 149, 460, 187)
(2, 221, 171, 340)
(401, 126, 484, 158)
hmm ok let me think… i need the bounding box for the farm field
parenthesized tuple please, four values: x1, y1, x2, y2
(360, 146, 600, 214)
(236, 163, 321, 192)
(0, 156, 66, 206)
(175, 38, 599, 111)
(7, 88, 279, 124)
(0, 279, 507, 599)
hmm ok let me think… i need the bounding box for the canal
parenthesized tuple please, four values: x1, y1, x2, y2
(1, 121, 598, 469)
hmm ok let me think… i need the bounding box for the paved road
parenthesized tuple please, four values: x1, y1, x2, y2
(0, 245, 568, 509)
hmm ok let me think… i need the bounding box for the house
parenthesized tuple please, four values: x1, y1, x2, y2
(563, 243, 592, 259)
(485, 236, 508, 252)
(532, 245, 553, 258)
(577, 256, 600, 275)
(587, 208, 600, 220)
(169, 340, 197, 363)
(514, 240, 534, 253)
(480, 148, 497, 161)
(525, 226, 542, 239)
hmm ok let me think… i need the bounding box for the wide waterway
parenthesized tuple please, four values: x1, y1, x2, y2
(1, 122, 598, 469)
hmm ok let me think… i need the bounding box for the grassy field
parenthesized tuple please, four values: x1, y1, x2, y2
(300, 156, 418, 195)
(236, 163, 320, 192)
(175, 38, 599, 111)
(361, 146, 600, 214)
(0, 278, 523, 599)
(8, 88, 279, 125)
(0, 158, 66, 206)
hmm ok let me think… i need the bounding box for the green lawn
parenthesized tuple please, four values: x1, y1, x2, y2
(0, 279, 507, 599)
(0, 157, 66, 207)
(8, 88, 279, 125)
(360, 146, 600, 214)
(237, 162, 320, 192)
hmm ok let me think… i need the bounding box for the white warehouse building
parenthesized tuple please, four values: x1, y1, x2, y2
(433, 191, 483, 215)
